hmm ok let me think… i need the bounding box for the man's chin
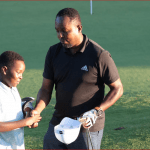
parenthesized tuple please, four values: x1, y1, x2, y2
(62, 43, 72, 49)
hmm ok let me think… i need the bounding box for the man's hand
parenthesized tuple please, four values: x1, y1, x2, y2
(29, 122, 38, 128)
(82, 109, 98, 129)
(30, 109, 40, 117)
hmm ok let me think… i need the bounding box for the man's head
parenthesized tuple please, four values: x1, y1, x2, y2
(55, 8, 83, 49)
(0, 51, 25, 88)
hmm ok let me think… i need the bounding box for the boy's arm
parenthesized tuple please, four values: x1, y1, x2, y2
(0, 115, 42, 132)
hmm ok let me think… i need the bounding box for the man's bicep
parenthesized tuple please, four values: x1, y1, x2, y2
(107, 78, 124, 102)
(43, 48, 54, 81)
(107, 78, 123, 90)
(99, 51, 120, 85)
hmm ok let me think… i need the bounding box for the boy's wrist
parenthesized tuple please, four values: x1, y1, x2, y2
(22, 117, 30, 127)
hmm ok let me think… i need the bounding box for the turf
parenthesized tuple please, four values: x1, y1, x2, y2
(0, 1, 150, 149)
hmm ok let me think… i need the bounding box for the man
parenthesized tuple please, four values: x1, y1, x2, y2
(31, 8, 123, 149)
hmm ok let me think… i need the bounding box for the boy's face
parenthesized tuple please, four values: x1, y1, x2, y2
(2, 60, 25, 88)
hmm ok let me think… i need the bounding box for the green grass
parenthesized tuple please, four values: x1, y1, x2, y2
(0, 1, 150, 149)
(103, 68, 150, 149)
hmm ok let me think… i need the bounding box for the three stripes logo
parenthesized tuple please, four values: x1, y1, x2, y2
(81, 65, 88, 71)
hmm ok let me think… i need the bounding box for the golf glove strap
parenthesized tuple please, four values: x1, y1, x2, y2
(82, 109, 98, 128)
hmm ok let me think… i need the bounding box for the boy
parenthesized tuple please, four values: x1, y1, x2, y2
(0, 51, 41, 149)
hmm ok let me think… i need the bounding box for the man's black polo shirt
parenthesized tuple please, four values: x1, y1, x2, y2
(43, 34, 119, 132)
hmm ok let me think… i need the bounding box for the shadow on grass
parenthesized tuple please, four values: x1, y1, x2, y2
(101, 91, 150, 149)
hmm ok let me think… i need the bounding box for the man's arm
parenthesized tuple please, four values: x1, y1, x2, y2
(31, 77, 54, 116)
(95, 78, 123, 111)
(83, 78, 123, 128)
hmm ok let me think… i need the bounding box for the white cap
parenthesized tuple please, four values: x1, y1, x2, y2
(54, 117, 82, 145)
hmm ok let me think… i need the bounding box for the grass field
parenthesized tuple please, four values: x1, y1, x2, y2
(0, 1, 150, 149)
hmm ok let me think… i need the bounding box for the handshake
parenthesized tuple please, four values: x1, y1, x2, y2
(22, 97, 41, 128)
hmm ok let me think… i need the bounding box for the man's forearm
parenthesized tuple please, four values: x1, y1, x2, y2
(34, 88, 52, 114)
(99, 85, 123, 111)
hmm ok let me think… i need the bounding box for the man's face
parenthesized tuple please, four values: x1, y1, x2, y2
(2, 60, 25, 88)
(55, 16, 82, 49)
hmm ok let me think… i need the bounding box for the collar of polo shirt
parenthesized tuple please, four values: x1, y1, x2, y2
(0, 81, 16, 92)
(63, 34, 89, 54)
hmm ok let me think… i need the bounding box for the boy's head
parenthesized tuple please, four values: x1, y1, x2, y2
(0, 51, 25, 88)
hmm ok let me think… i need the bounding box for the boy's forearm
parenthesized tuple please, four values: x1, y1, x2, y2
(0, 119, 27, 132)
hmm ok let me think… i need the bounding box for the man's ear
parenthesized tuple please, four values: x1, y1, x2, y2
(77, 25, 82, 33)
(1, 66, 8, 75)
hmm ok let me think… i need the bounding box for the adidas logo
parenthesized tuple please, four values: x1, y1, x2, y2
(81, 65, 88, 71)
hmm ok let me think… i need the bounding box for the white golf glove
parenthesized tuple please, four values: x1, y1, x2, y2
(82, 109, 98, 128)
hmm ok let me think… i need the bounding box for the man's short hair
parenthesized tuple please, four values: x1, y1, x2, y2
(56, 8, 81, 25)
(0, 51, 24, 69)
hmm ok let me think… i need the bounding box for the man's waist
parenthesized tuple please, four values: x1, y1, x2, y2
(50, 112, 105, 132)
(50, 111, 105, 126)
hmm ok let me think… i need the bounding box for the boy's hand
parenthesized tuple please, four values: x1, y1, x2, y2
(28, 110, 40, 128)
(25, 114, 42, 127)
(25, 110, 38, 128)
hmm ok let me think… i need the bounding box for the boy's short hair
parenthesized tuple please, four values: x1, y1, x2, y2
(0, 51, 24, 69)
